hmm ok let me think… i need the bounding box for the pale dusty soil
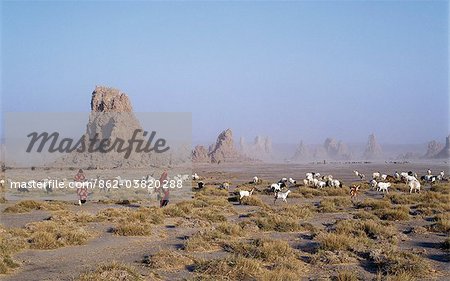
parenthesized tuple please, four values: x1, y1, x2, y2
(1, 162, 449, 281)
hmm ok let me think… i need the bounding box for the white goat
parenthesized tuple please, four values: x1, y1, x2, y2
(372, 172, 381, 180)
(274, 190, 291, 204)
(316, 180, 326, 188)
(380, 174, 387, 181)
(353, 170, 365, 180)
(407, 178, 421, 193)
(330, 179, 342, 188)
(370, 179, 378, 189)
(239, 188, 254, 202)
(288, 178, 297, 185)
(192, 173, 200, 180)
(271, 183, 283, 193)
(253, 176, 259, 184)
(377, 182, 391, 193)
(219, 182, 230, 190)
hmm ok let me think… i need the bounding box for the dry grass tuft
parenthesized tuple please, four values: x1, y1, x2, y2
(3, 200, 66, 213)
(427, 213, 450, 234)
(375, 206, 409, 221)
(318, 197, 352, 213)
(334, 219, 397, 243)
(370, 247, 432, 278)
(357, 199, 391, 210)
(145, 249, 193, 270)
(193, 255, 263, 280)
(0, 227, 28, 274)
(253, 213, 301, 232)
(195, 186, 229, 197)
(111, 221, 152, 236)
(183, 229, 227, 252)
(77, 261, 144, 281)
(240, 196, 269, 208)
(335, 270, 359, 281)
(25, 220, 91, 249)
(316, 232, 357, 251)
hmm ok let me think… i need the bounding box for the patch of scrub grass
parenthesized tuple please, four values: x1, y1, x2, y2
(370, 247, 432, 278)
(357, 199, 391, 210)
(334, 270, 359, 281)
(253, 213, 301, 232)
(195, 186, 229, 197)
(428, 213, 450, 234)
(334, 219, 398, 243)
(97, 207, 164, 225)
(318, 197, 352, 213)
(111, 221, 152, 236)
(0, 227, 28, 274)
(315, 232, 357, 252)
(322, 187, 350, 197)
(77, 261, 145, 281)
(26, 220, 91, 249)
(277, 204, 313, 220)
(240, 196, 269, 208)
(193, 255, 263, 281)
(183, 229, 228, 252)
(223, 238, 306, 272)
(145, 249, 193, 270)
(3, 200, 66, 213)
(215, 222, 245, 236)
(375, 206, 409, 221)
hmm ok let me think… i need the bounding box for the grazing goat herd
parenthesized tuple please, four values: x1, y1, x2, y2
(193, 169, 447, 205)
(1, 169, 447, 205)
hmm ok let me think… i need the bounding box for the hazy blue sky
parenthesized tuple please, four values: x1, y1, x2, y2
(1, 1, 448, 144)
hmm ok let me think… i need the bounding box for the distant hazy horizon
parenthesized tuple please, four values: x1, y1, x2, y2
(1, 1, 448, 144)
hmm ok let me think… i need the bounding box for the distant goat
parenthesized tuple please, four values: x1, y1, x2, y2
(377, 182, 391, 193)
(274, 190, 291, 204)
(239, 188, 255, 203)
(271, 183, 283, 193)
(353, 170, 365, 180)
(407, 178, 420, 193)
(350, 185, 360, 199)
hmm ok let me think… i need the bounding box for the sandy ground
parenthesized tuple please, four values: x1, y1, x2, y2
(1, 162, 449, 281)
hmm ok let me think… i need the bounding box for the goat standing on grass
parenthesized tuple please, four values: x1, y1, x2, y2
(239, 188, 254, 203)
(369, 179, 377, 190)
(274, 190, 291, 204)
(377, 182, 391, 194)
(350, 185, 360, 199)
(253, 176, 259, 184)
(271, 183, 283, 193)
(407, 178, 421, 193)
(353, 170, 365, 180)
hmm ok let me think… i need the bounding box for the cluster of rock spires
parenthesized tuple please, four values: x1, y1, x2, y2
(239, 136, 273, 161)
(428, 135, 450, 159)
(192, 129, 251, 163)
(363, 134, 383, 159)
(291, 134, 383, 161)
